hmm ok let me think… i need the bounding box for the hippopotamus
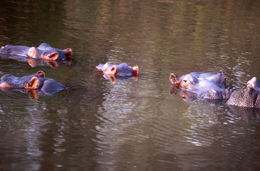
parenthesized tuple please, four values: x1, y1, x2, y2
(169, 72, 226, 89)
(169, 72, 230, 100)
(0, 43, 72, 61)
(226, 77, 260, 108)
(170, 72, 260, 109)
(0, 71, 66, 98)
(96, 62, 139, 78)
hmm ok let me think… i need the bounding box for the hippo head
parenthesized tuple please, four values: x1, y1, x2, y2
(105, 64, 139, 76)
(0, 71, 45, 90)
(24, 71, 45, 90)
(37, 43, 72, 58)
(27, 47, 59, 61)
(97, 63, 139, 77)
(169, 73, 198, 89)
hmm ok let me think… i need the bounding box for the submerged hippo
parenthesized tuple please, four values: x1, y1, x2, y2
(170, 72, 260, 109)
(96, 62, 139, 77)
(226, 77, 260, 108)
(0, 71, 66, 99)
(96, 62, 139, 82)
(169, 72, 230, 100)
(0, 43, 72, 61)
(169, 72, 226, 88)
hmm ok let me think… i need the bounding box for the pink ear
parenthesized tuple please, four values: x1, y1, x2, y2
(36, 71, 45, 78)
(25, 77, 40, 89)
(44, 52, 59, 60)
(246, 77, 258, 89)
(27, 47, 37, 58)
(169, 73, 179, 85)
(107, 65, 117, 75)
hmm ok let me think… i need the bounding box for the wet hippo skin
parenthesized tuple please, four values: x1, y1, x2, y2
(169, 72, 230, 100)
(169, 72, 226, 88)
(96, 62, 139, 77)
(226, 77, 260, 108)
(0, 71, 65, 96)
(0, 43, 72, 61)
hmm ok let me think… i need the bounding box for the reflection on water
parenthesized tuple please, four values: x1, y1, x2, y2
(0, 0, 260, 170)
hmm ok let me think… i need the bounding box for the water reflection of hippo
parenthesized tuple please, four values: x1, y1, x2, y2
(0, 71, 65, 99)
(169, 72, 231, 100)
(26, 57, 72, 68)
(0, 43, 72, 61)
(96, 62, 139, 82)
(226, 77, 260, 108)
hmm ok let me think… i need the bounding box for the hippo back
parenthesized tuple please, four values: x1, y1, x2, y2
(40, 79, 65, 95)
(226, 88, 260, 108)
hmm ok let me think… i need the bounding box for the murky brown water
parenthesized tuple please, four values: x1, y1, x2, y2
(0, 0, 260, 170)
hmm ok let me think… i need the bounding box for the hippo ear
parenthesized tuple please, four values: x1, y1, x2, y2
(27, 47, 37, 58)
(62, 48, 72, 56)
(169, 73, 179, 85)
(246, 77, 260, 89)
(44, 52, 59, 60)
(108, 65, 117, 75)
(25, 77, 40, 89)
(36, 71, 45, 78)
(102, 63, 110, 71)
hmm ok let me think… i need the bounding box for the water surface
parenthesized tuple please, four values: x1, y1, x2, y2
(0, 0, 260, 170)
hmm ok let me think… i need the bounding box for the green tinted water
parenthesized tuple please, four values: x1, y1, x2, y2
(0, 0, 259, 170)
